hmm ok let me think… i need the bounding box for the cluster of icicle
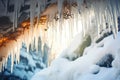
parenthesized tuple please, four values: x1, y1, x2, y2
(88, 0, 120, 39)
(0, 0, 120, 73)
(0, 0, 46, 73)
(41, 0, 120, 59)
(13, 0, 24, 31)
(0, 21, 46, 73)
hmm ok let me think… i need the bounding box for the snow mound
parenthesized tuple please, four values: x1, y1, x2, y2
(31, 32, 120, 80)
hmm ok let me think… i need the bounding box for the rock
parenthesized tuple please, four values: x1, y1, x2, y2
(36, 63, 44, 69)
(18, 12, 29, 24)
(7, 4, 14, 13)
(20, 5, 30, 12)
(96, 54, 114, 68)
(74, 35, 91, 57)
(0, 16, 13, 35)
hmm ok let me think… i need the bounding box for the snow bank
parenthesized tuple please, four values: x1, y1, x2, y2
(31, 32, 120, 80)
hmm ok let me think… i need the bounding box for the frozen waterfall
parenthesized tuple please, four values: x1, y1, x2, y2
(0, 0, 120, 73)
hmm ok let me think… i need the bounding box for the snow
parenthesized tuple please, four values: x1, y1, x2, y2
(20, 48, 36, 67)
(112, 49, 120, 69)
(13, 68, 27, 79)
(31, 32, 120, 80)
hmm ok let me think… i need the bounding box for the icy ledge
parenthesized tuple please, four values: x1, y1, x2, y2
(31, 32, 120, 80)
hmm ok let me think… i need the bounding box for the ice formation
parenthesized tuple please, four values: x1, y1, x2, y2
(0, 0, 120, 73)
(13, 0, 25, 31)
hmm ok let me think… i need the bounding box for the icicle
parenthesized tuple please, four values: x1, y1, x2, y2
(4, 57, 8, 69)
(10, 50, 14, 73)
(5, 0, 8, 15)
(13, 0, 18, 31)
(30, 0, 36, 28)
(57, 0, 63, 18)
(16, 41, 22, 64)
(77, 0, 83, 13)
(34, 25, 39, 53)
(111, 25, 116, 39)
(44, 0, 47, 9)
(37, 0, 41, 23)
(109, 0, 118, 35)
(2, 59, 4, 71)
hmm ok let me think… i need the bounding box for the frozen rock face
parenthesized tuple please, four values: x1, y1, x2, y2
(0, 0, 48, 24)
(0, 16, 12, 36)
(0, 0, 30, 35)
(0, 0, 26, 20)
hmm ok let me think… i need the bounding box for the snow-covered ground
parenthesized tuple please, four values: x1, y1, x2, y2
(31, 32, 120, 80)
